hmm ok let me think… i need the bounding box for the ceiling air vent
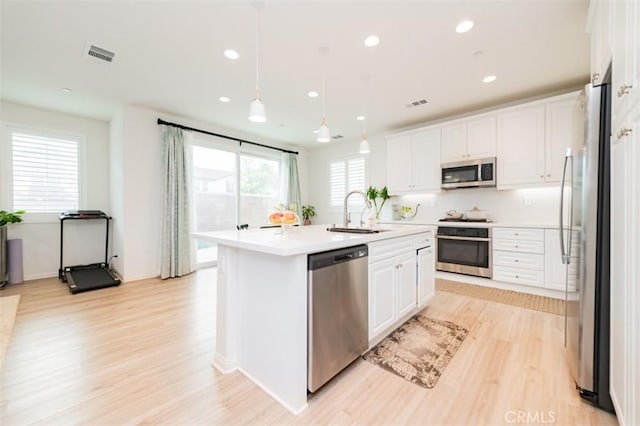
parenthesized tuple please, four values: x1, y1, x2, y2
(332, 135, 344, 139)
(405, 98, 428, 108)
(86, 44, 115, 63)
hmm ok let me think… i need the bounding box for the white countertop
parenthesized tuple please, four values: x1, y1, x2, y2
(193, 224, 434, 256)
(382, 220, 561, 229)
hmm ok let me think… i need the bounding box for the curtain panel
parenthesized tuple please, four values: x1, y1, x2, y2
(160, 126, 193, 279)
(280, 153, 302, 220)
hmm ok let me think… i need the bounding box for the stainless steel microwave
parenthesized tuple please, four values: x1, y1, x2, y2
(441, 157, 496, 189)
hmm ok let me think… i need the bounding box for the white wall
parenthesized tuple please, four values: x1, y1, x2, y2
(109, 105, 308, 282)
(307, 135, 561, 226)
(0, 101, 111, 280)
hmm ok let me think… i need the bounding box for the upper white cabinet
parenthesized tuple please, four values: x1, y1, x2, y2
(497, 93, 582, 189)
(386, 128, 441, 194)
(588, 0, 612, 86)
(545, 97, 583, 183)
(441, 115, 496, 163)
(496, 105, 546, 187)
(611, 0, 639, 130)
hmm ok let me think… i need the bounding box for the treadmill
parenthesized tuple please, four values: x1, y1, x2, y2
(59, 210, 121, 294)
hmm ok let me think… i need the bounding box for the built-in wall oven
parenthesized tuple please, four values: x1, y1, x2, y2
(436, 227, 492, 278)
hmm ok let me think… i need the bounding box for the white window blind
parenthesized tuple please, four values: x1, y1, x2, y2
(329, 157, 367, 208)
(11, 131, 80, 212)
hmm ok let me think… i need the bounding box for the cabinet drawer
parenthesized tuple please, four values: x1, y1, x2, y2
(493, 228, 544, 241)
(493, 266, 545, 287)
(493, 250, 544, 270)
(369, 235, 415, 263)
(493, 239, 544, 254)
(414, 232, 433, 249)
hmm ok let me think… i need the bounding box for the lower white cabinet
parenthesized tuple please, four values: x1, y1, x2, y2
(369, 257, 397, 338)
(544, 229, 579, 292)
(417, 245, 435, 307)
(368, 236, 424, 342)
(493, 227, 545, 287)
(368, 251, 416, 341)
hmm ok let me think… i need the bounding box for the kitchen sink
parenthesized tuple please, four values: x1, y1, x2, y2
(327, 227, 390, 234)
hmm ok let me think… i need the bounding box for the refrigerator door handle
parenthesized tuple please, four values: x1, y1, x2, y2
(559, 148, 572, 265)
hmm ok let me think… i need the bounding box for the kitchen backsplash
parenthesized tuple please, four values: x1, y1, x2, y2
(389, 186, 566, 224)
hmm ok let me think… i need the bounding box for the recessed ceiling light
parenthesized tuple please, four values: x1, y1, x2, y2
(224, 49, 239, 60)
(482, 75, 497, 83)
(308, 91, 319, 98)
(455, 20, 474, 33)
(219, 96, 230, 102)
(356, 115, 365, 121)
(364, 35, 380, 47)
(62, 88, 72, 93)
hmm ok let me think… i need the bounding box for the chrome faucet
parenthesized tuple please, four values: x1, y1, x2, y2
(343, 190, 372, 227)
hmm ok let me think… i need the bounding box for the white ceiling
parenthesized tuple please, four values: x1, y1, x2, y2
(0, 0, 590, 148)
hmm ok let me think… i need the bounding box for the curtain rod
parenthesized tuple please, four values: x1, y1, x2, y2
(156, 118, 299, 155)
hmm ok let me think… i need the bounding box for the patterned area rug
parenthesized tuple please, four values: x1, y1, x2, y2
(363, 315, 468, 389)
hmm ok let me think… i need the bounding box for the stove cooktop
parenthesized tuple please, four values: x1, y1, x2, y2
(438, 218, 492, 223)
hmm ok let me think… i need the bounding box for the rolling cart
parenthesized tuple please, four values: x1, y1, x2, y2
(59, 210, 120, 294)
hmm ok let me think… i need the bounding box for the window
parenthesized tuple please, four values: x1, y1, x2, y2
(329, 157, 367, 209)
(10, 129, 81, 212)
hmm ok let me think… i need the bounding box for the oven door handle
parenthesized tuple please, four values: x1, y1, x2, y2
(435, 235, 492, 242)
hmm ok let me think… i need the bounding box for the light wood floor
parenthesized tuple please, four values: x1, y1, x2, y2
(0, 270, 617, 425)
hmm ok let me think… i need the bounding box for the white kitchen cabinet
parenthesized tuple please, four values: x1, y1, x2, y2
(395, 251, 417, 319)
(368, 236, 420, 342)
(611, 0, 638, 130)
(441, 116, 496, 163)
(610, 104, 639, 426)
(587, 0, 612, 86)
(368, 257, 397, 339)
(493, 227, 545, 288)
(417, 245, 435, 308)
(546, 97, 583, 183)
(387, 128, 441, 194)
(544, 229, 579, 292)
(497, 105, 546, 187)
(497, 93, 581, 189)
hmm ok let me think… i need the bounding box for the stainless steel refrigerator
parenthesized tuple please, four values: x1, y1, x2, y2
(559, 79, 614, 413)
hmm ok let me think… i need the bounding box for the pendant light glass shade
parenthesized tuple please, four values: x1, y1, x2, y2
(249, 97, 266, 122)
(317, 118, 330, 142)
(359, 135, 370, 153)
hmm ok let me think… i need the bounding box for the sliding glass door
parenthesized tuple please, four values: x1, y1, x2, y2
(239, 154, 280, 227)
(191, 140, 282, 266)
(192, 145, 237, 265)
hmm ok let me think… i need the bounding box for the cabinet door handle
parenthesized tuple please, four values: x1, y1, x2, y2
(617, 128, 632, 140)
(547, 174, 551, 177)
(515, 245, 519, 248)
(515, 259, 519, 263)
(617, 84, 632, 98)
(515, 275, 520, 278)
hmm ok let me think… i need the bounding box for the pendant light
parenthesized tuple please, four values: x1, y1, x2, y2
(359, 116, 370, 154)
(249, 7, 266, 123)
(359, 74, 371, 153)
(317, 47, 330, 142)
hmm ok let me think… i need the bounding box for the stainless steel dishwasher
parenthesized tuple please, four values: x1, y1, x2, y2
(308, 244, 368, 392)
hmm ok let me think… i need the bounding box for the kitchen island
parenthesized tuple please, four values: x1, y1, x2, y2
(194, 224, 433, 414)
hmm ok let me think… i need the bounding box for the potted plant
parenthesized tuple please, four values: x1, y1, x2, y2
(302, 205, 316, 225)
(1, 210, 25, 286)
(366, 186, 391, 220)
(0, 210, 25, 227)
